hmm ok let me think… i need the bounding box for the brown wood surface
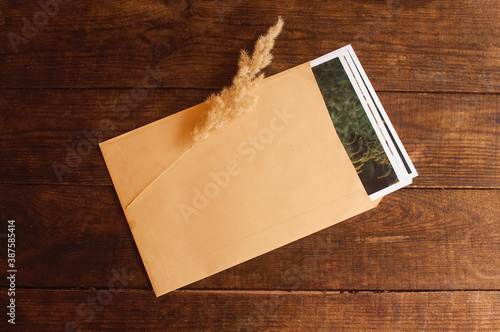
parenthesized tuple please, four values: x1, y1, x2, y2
(1, 186, 499, 291)
(1, 90, 498, 187)
(0, 0, 499, 330)
(0, 0, 498, 92)
(11, 290, 500, 331)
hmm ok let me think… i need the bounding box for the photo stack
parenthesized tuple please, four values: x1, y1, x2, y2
(311, 45, 417, 200)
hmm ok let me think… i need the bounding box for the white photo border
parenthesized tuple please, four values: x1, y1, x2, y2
(345, 45, 418, 178)
(310, 46, 416, 200)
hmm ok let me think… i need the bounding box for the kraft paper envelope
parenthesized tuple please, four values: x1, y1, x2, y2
(100, 61, 380, 297)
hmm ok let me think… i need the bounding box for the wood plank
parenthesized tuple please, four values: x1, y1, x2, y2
(6, 289, 500, 330)
(0, 0, 498, 91)
(380, 92, 500, 188)
(1, 90, 498, 187)
(1, 185, 498, 291)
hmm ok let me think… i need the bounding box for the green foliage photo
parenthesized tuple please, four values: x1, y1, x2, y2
(312, 58, 398, 195)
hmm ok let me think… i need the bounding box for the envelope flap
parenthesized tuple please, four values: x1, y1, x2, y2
(100, 103, 205, 208)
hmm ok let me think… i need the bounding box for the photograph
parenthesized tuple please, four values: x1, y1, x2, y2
(312, 56, 399, 196)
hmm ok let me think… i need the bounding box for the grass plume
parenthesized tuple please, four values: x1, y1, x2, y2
(192, 17, 284, 142)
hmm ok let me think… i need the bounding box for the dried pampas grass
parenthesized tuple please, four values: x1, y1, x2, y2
(126, 19, 284, 207)
(192, 17, 284, 142)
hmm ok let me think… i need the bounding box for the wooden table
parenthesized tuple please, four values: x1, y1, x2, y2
(1, 0, 499, 330)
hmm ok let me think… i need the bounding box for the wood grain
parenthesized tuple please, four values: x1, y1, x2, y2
(0, 0, 498, 92)
(1, 90, 498, 187)
(0, 0, 498, 328)
(1, 185, 498, 291)
(7, 289, 500, 330)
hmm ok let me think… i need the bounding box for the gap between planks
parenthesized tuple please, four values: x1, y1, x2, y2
(2, 287, 499, 294)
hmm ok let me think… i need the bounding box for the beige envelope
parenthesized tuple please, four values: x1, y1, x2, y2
(100, 62, 379, 297)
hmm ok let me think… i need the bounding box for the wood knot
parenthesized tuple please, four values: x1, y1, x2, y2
(152, 40, 176, 59)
